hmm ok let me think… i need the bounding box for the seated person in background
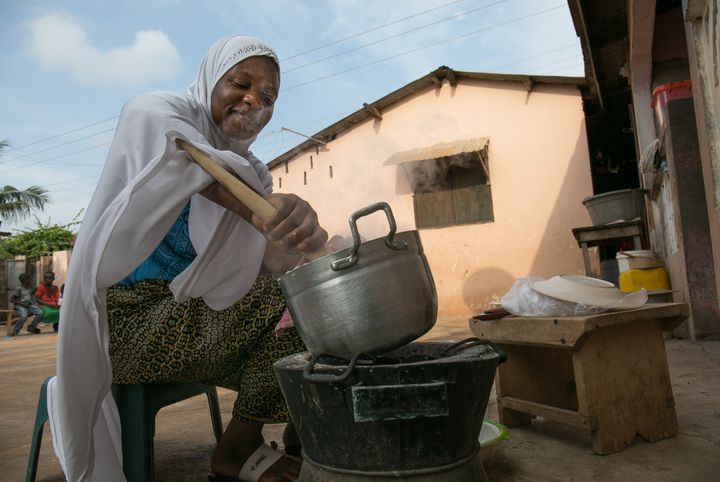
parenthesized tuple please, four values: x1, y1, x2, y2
(36, 271, 60, 332)
(10, 273, 44, 336)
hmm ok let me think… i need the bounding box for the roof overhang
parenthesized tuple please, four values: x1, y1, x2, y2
(567, 0, 631, 114)
(384, 137, 489, 166)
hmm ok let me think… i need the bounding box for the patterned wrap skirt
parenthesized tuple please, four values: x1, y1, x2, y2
(107, 272, 306, 423)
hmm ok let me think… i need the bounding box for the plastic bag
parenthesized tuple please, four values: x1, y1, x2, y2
(500, 277, 646, 317)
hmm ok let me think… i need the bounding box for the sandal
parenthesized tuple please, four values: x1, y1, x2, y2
(208, 443, 302, 482)
(269, 440, 302, 458)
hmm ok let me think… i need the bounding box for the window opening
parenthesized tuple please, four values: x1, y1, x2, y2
(408, 149, 493, 228)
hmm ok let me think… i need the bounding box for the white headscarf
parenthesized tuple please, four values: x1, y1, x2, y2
(48, 35, 280, 482)
(189, 35, 279, 114)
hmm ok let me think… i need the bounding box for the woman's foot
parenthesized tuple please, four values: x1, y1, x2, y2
(211, 417, 301, 481)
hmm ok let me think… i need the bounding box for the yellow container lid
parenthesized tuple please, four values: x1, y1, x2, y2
(619, 267, 670, 292)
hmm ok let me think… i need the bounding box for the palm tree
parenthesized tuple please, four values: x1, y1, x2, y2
(0, 141, 50, 224)
(0, 185, 50, 224)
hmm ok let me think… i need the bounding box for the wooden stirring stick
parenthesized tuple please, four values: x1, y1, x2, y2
(176, 138, 330, 261)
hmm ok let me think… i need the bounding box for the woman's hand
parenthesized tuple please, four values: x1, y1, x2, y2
(200, 183, 328, 256)
(251, 193, 328, 255)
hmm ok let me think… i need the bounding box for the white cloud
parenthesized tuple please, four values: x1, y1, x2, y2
(26, 12, 183, 86)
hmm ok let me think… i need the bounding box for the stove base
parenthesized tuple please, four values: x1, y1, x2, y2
(298, 452, 488, 482)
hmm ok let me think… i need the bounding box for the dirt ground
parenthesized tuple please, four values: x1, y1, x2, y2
(1, 322, 719, 481)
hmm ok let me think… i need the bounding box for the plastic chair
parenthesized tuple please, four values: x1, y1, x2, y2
(26, 377, 224, 482)
(26, 377, 51, 482)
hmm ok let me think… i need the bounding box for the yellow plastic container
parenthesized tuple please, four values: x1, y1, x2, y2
(619, 267, 670, 292)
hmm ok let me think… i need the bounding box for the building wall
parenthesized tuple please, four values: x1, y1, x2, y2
(51, 250, 70, 289)
(269, 79, 593, 323)
(685, 0, 720, 320)
(628, 1, 720, 337)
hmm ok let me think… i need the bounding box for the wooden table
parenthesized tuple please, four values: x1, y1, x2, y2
(572, 220, 645, 276)
(469, 303, 688, 454)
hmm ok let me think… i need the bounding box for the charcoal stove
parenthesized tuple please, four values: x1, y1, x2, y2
(273, 338, 505, 481)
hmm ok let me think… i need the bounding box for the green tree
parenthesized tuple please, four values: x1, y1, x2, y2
(0, 140, 51, 224)
(1, 216, 80, 257)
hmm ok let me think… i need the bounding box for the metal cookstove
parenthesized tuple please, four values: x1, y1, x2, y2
(273, 338, 505, 481)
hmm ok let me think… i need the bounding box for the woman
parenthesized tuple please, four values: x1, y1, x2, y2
(48, 35, 327, 482)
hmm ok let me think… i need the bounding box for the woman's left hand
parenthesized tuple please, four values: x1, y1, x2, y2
(251, 193, 328, 255)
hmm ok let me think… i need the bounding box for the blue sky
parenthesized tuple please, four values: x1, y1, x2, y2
(0, 0, 583, 232)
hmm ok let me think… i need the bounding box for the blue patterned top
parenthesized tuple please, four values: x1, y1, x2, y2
(119, 203, 196, 285)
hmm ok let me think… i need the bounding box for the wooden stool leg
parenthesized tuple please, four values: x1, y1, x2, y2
(498, 405, 534, 427)
(494, 344, 577, 427)
(581, 242, 592, 276)
(495, 347, 532, 427)
(573, 321, 678, 455)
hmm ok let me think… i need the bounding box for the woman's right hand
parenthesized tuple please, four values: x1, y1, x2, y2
(252, 193, 328, 257)
(200, 183, 328, 258)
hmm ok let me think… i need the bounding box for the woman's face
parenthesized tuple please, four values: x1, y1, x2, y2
(211, 56, 279, 140)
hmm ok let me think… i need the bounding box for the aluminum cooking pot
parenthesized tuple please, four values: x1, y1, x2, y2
(279, 202, 438, 359)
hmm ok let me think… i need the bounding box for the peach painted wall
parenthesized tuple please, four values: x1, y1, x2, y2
(269, 79, 594, 324)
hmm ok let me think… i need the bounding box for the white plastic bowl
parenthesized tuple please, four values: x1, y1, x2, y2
(478, 419, 509, 463)
(531, 274, 647, 309)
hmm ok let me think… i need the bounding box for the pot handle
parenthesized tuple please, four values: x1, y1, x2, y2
(441, 337, 508, 363)
(489, 342, 508, 364)
(303, 353, 361, 384)
(331, 202, 407, 271)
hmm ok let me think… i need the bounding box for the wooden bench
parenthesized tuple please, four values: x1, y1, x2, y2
(1, 309, 46, 336)
(2, 309, 18, 337)
(469, 303, 688, 454)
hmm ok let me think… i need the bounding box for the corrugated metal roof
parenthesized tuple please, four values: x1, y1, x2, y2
(384, 137, 489, 165)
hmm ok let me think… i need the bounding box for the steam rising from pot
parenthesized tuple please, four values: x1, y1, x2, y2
(403, 152, 482, 192)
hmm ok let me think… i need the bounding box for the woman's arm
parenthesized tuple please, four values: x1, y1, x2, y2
(199, 181, 328, 257)
(199, 181, 254, 223)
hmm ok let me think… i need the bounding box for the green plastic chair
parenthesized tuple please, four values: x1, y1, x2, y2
(26, 377, 224, 482)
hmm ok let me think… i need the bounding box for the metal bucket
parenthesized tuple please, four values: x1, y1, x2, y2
(273, 339, 505, 478)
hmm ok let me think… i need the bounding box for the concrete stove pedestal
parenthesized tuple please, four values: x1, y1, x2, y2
(299, 452, 488, 481)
